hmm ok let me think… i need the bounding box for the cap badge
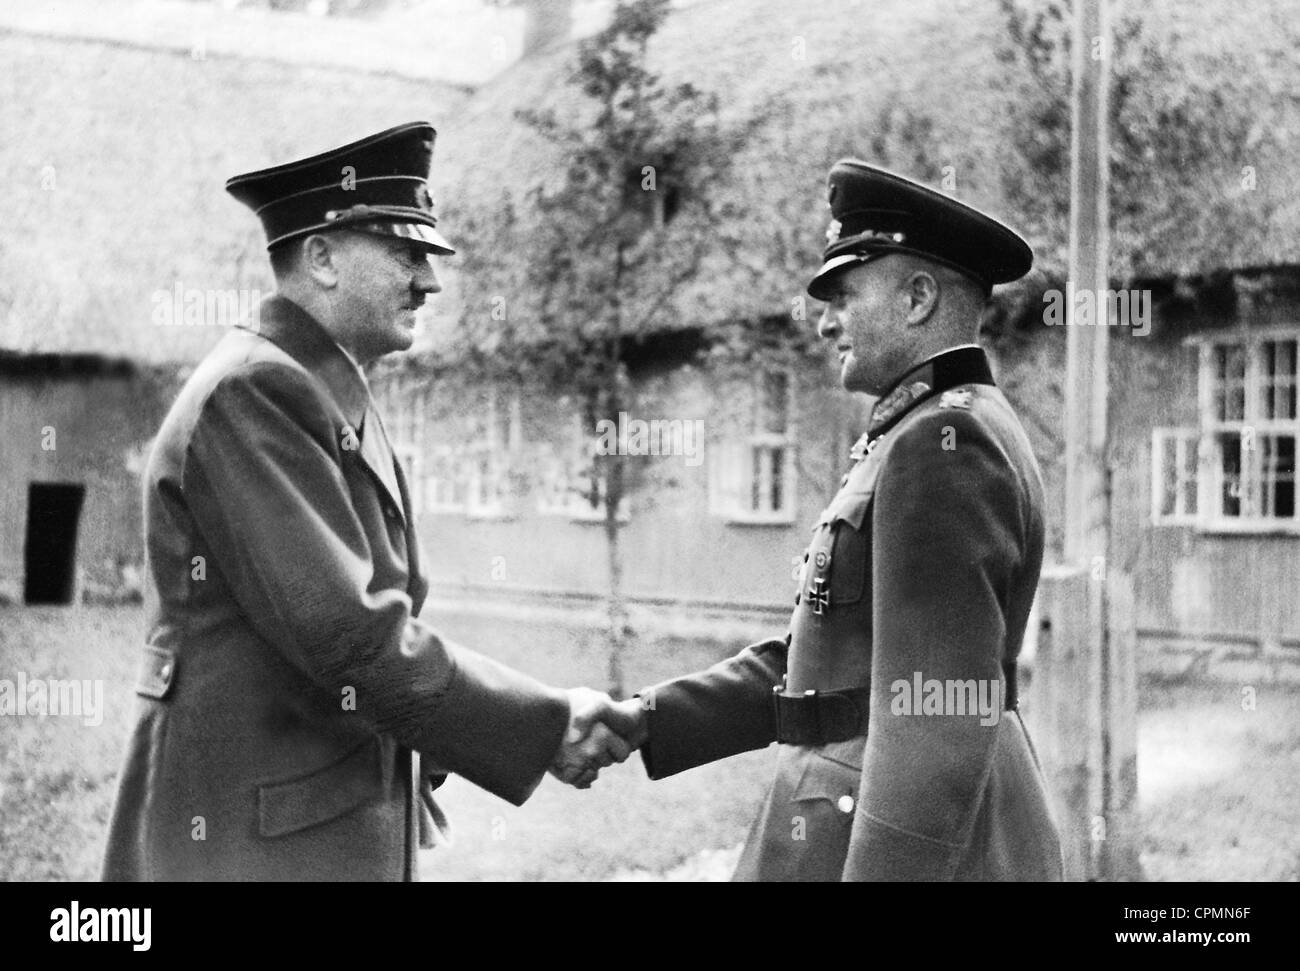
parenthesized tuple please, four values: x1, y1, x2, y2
(826, 219, 842, 244)
(325, 204, 379, 222)
(940, 388, 974, 410)
(860, 229, 905, 244)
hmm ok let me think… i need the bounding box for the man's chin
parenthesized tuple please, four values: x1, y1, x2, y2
(840, 363, 869, 395)
(839, 358, 888, 396)
(387, 323, 417, 350)
(360, 331, 415, 362)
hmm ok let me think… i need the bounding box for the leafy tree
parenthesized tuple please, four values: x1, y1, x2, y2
(995, 0, 1288, 281)
(448, 0, 745, 696)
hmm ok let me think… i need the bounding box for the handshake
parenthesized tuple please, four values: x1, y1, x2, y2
(549, 688, 650, 788)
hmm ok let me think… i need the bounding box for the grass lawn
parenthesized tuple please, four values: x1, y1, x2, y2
(1137, 679, 1300, 881)
(1, 604, 1297, 881)
(0, 607, 140, 883)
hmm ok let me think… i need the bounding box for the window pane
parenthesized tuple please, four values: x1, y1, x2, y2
(751, 446, 769, 511)
(760, 373, 789, 434)
(1264, 435, 1296, 519)
(1261, 339, 1298, 421)
(1284, 341, 1298, 420)
(770, 447, 784, 512)
(1159, 439, 1178, 517)
(1229, 384, 1245, 422)
(1219, 432, 1242, 517)
(1181, 439, 1198, 515)
(1263, 342, 1276, 420)
(1214, 344, 1246, 422)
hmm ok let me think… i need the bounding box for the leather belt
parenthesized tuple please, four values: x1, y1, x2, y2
(773, 661, 1020, 745)
(773, 684, 871, 746)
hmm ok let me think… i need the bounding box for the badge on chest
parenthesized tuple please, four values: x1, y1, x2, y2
(794, 458, 880, 619)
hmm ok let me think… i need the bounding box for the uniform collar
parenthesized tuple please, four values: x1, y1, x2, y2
(852, 344, 994, 459)
(245, 294, 372, 431)
(332, 336, 372, 392)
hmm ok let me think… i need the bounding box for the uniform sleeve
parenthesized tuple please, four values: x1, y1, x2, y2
(182, 362, 570, 806)
(638, 636, 787, 779)
(842, 409, 1025, 881)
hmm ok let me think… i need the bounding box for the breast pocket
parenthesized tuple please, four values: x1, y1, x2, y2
(826, 491, 873, 606)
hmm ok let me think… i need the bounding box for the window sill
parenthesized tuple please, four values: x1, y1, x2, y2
(538, 507, 630, 524)
(1193, 523, 1300, 537)
(465, 507, 515, 522)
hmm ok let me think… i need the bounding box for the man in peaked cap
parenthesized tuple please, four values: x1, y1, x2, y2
(102, 123, 639, 881)
(579, 160, 1063, 881)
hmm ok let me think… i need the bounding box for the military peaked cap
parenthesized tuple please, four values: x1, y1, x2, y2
(807, 160, 1031, 301)
(226, 121, 454, 255)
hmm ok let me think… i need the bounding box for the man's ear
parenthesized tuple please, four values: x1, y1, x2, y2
(903, 270, 940, 326)
(302, 234, 340, 288)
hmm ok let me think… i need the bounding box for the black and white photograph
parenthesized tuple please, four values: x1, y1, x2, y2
(0, 0, 1295, 913)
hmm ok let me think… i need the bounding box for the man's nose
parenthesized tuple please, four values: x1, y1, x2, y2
(817, 304, 840, 340)
(414, 258, 442, 295)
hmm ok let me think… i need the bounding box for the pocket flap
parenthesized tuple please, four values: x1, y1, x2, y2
(258, 737, 384, 839)
(825, 456, 883, 530)
(792, 745, 864, 810)
(828, 490, 874, 531)
(134, 645, 177, 700)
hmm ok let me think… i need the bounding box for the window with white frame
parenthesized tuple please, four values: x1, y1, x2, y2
(464, 390, 519, 518)
(380, 382, 425, 514)
(537, 413, 629, 521)
(1151, 427, 1199, 524)
(1153, 332, 1299, 531)
(423, 445, 468, 513)
(417, 389, 520, 518)
(709, 369, 797, 524)
(465, 441, 507, 517)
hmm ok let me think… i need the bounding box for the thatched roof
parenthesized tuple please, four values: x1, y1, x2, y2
(5, 0, 1296, 363)
(429, 0, 1300, 350)
(0, 29, 469, 362)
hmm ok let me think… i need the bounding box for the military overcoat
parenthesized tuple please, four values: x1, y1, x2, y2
(640, 346, 1064, 881)
(102, 295, 570, 881)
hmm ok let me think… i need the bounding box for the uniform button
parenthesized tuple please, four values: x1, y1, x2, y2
(158, 662, 172, 680)
(837, 795, 855, 814)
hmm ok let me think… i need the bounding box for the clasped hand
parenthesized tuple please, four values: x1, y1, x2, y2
(549, 687, 647, 788)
